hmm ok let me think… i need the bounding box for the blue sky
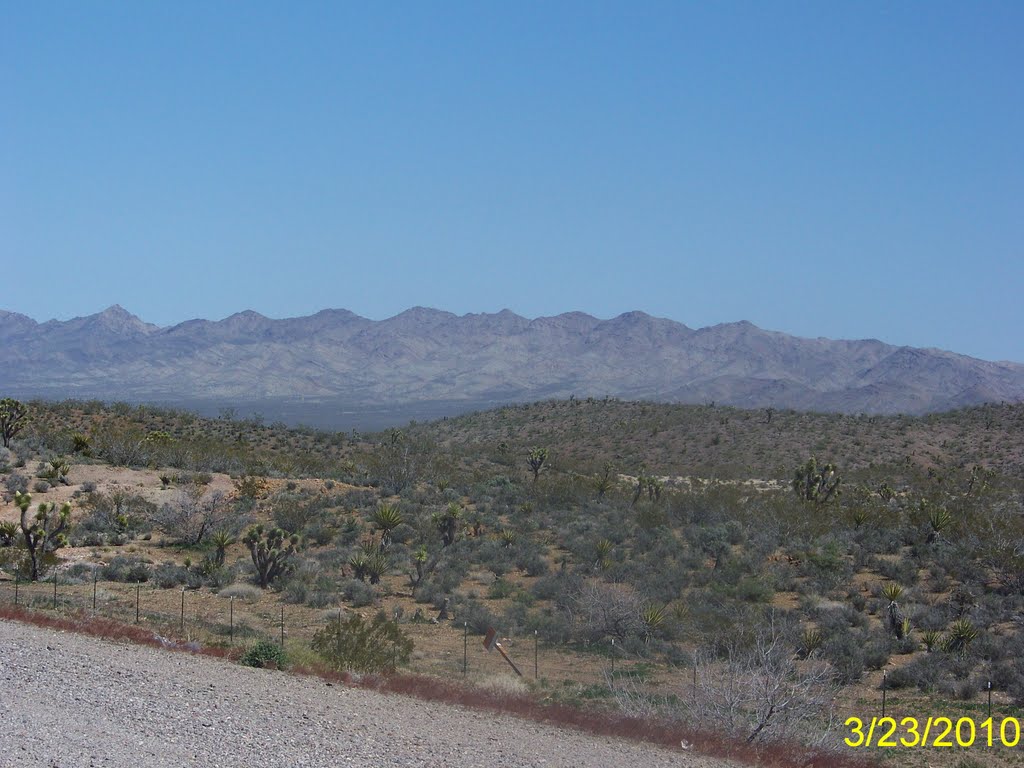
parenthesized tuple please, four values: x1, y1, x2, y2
(3, 2, 1022, 361)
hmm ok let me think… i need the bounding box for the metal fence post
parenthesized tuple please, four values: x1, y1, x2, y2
(534, 630, 538, 680)
(881, 671, 887, 718)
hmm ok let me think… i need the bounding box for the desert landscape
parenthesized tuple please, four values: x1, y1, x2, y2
(5, 5, 1021, 767)
(2, 397, 1023, 767)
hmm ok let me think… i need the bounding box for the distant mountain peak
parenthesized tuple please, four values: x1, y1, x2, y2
(224, 309, 269, 321)
(0, 305, 1021, 415)
(87, 305, 156, 335)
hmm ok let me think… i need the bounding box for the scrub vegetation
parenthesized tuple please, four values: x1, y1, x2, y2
(3, 396, 1024, 767)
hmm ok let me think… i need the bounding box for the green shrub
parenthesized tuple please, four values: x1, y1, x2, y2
(240, 640, 287, 669)
(218, 583, 262, 602)
(340, 578, 376, 607)
(101, 555, 152, 583)
(312, 612, 413, 673)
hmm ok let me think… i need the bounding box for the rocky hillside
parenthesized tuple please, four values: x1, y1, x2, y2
(1, 305, 1022, 415)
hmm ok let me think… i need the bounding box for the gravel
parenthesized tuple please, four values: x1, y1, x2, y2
(0, 619, 736, 768)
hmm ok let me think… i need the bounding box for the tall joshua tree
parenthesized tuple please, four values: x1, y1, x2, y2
(792, 457, 841, 504)
(527, 447, 548, 483)
(15, 491, 71, 581)
(0, 398, 28, 448)
(243, 525, 300, 588)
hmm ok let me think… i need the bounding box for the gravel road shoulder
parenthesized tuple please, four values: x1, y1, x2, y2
(0, 619, 739, 768)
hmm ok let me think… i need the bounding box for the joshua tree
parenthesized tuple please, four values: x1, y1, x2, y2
(792, 457, 841, 504)
(243, 525, 300, 588)
(407, 544, 439, 596)
(631, 468, 663, 505)
(0, 398, 28, 448)
(882, 583, 907, 639)
(15, 491, 71, 580)
(526, 447, 548, 483)
(594, 462, 615, 500)
(40, 457, 71, 485)
(433, 503, 461, 547)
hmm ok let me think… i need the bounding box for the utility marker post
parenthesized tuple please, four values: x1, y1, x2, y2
(484, 627, 523, 677)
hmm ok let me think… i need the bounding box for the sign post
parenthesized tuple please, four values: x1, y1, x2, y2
(484, 627, 523, 677)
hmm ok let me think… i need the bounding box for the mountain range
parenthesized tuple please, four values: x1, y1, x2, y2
(1, 305, 1022, 417)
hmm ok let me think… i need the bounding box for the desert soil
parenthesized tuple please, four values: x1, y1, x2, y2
(0, 619, 738, 768)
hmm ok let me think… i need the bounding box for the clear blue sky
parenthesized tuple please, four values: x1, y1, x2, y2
(3, 2, 1022, 361)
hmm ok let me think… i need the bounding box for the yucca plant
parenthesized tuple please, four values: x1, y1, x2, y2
(499, 529, 516, 548)
(799, 627, 825, 659)
(0, 520, 18, 547)
(349, 551, 370, 582)
(595, 538, 613, 570)
(209, 530, 235, 567)
(900, 617, 912, 641)
(921, 629, 941, 653)
(641, 604, 667, 643)
(881, 582, 904, 602)
(850, 509, 870, 529)
(927, 507, 953, 543)
(372, 503, 403, 551)
(365, 551, 389, 585)
(943, 618, 979, 659)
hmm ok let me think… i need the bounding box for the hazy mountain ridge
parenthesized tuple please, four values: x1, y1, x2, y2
(2, 305, 1022, 415)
